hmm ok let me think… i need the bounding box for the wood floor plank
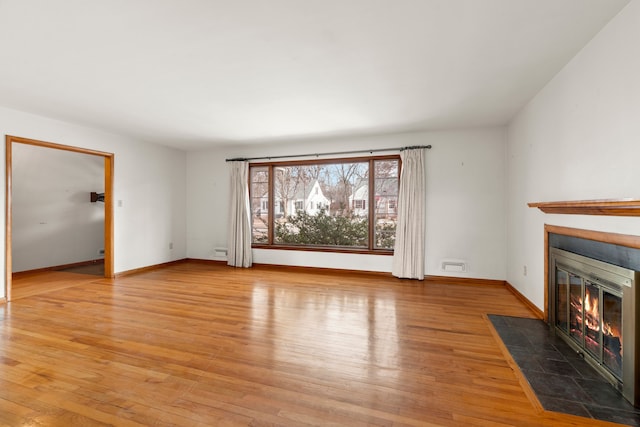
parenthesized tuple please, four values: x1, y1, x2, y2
(11, 271, 100, 300)
(0, 262, 628, 426)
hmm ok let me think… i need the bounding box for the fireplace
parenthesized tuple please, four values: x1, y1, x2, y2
(550, 247, 640, 406)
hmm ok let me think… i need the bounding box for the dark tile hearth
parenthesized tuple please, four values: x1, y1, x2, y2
(489, 315, 640, 426)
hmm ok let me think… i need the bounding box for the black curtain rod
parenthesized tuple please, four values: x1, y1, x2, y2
(225, 144, 432, 162)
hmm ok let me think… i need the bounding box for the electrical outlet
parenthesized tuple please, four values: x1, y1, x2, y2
(169, 242, 173, 250)
(523, 265, 527, 276)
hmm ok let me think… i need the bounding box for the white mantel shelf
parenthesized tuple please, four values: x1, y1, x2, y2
(528, 199, 640, 216)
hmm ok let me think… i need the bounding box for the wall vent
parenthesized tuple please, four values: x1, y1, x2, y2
(213, 248, 228, 259)
(441, 260, 467, 273)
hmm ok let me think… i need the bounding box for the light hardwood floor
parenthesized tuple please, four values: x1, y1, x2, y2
(0, 262, 623, 426)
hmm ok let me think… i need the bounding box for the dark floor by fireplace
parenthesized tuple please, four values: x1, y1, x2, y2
(489, 315, 640, 426)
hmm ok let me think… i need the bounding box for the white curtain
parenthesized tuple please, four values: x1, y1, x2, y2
(227, 161, 253, 268)
(392, 148, 426, 279)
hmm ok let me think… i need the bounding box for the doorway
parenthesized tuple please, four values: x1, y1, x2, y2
(5, 135, 114, 301)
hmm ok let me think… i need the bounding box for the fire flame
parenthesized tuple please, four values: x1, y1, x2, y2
(581, 288, 623, 355)
(584, 288, 600, 332)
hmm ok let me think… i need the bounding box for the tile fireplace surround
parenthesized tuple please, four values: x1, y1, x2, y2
(489, 315, 640, 426)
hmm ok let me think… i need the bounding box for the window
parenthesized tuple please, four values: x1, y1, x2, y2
(250, 167, 269, 243)
(374, 160, 399, 249)
(249, 156, 400, 252)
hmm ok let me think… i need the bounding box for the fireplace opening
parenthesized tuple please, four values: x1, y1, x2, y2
(550, 247, 639, 406)
(558, 269, 623, 379)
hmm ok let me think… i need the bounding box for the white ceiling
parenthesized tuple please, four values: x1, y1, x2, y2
(0, 0, 630, 150)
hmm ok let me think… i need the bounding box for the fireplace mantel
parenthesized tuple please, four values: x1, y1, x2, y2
(528, 199, 640, 216)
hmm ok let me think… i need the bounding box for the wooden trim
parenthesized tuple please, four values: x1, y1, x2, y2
(543, 224, 640, 322)
(12, 259, 104, 277)
(268, 164, 274, 244)
(115, 259, 187, 278)
(252, 244, 394, 256)
(4, 136, 115, 300)
(424, 275, 505, 287)
(505, 281, 544, 319)
(104, 154, 114, 278)
(367, 158, 375, 250)
(6, 135, 113, 158)
(184, 258, 227, 265)
(4, 138, 12, 302)
(120, 259, 515, 292)
(186, 263, 508, 287)
(528, 198, 640, 216)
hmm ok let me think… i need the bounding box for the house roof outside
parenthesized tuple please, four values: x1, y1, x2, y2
(351, 178, 399, 201)
(292, 180, 323, 202)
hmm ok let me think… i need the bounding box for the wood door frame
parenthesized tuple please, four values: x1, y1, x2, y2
(5, 135, 114, 301)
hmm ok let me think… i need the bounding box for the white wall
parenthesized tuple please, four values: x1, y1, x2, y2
(506, 1, 640, 309)
(187, 128, 507, 280)
(12, 143, 104, 272)
(0, 105, 188, 298)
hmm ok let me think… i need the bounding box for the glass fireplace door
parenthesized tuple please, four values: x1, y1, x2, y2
(550, 247, 638, 406)
(569, 273, 584, 345)
(555, 266, 625, 382)
(583, 281, 602, 360)
(602, 289, 623, 380)
(555, 269, 569, 333)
